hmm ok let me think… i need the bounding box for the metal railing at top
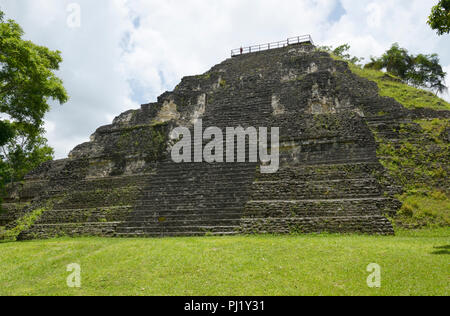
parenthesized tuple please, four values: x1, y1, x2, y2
(231, 35, 314, 57)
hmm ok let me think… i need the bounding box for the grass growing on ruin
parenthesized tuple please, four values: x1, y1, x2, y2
(347, 63, 450, 111)
(373, 118, 449, 229)
(0, 229, 448, 296)
(329, 50, 450, 111)
(396, 191, 450, 228)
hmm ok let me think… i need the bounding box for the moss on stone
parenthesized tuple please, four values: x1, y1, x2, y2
(1, 207, 48, 242)
(219, 79, 227, 88)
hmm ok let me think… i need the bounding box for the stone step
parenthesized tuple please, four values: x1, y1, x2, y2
(141, 178, 380, 189)
(285, 158, 379, 166)
(244, 207, 383, 218)
(246, 197, 390, 204)
(126, 212, 243, 220)
(128, 207, 243, 214)
(252, 178, 380, 187)
(114, 231, 239, 238)
(256, 165, 383, 181)
(155, 161, 377, 172)
(53, 202, 137, 210)
(121, 218, 241, 228)
(144, 175, 255, 184)
(239, 216, 394, 235)
(142, 177, 378, 190)
(134, 200, 249, 209)
(136, 193, 385, 208)
(141, 181, 253, 190)
(251, 192, 382, 200)
(19, 222, 122, 240)
(145, 173, 256, 181)
(249, 184, 381, 200)
(35, 206, 133, 224)
(117, 225, 239, 234)
(143, 173, 255, 181)
(36, 211, 244, 225)
(138, 190, 260, 199)
(253, 178, 378, 184)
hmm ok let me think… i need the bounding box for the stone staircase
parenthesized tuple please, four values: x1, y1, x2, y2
(116, 162, 257, 237)
(17, 174, 151, 239)
(240, 162, 396, 235)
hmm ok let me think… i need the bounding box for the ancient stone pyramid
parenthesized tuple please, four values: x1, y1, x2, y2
(1, 43, 410, 239)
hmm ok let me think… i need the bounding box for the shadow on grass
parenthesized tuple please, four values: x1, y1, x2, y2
(432, 245, 450, 255)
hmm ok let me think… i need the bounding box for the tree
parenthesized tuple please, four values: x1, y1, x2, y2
(365, 43, 447, 95)
(332, 44, 364, 64)
(410, 54, 448, 95)
(1, 122, 54, 182)
(319, 43, 364, 65)
(375, 44, 414, 79)
(428, 0, 450, 35)
(0, 10, 68, 202)
(0, 120, 14, 146)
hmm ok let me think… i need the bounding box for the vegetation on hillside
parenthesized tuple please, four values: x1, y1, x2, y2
(325, 43, 448, 99)
(374, 119, 449, 229)
(348, 64, 450, 111)
(364, 44, 447, 95)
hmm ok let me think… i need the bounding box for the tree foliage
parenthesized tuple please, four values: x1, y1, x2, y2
(365, 44, 414, 79)
(331, 44, 364, 64)
(428, 0, 450, 35)
(365, 43, 447, 95)
(0, 9, 68, 202)
(411, 53, 448, 94)
(319, 43, 364, 65)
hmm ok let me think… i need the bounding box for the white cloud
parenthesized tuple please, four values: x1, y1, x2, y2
(0, 0, 448, 159)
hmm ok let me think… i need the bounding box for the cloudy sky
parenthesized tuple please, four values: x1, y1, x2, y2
(0, 0, 449, 159)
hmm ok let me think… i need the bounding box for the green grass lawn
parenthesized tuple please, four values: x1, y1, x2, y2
(0, 228, 449, 296)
